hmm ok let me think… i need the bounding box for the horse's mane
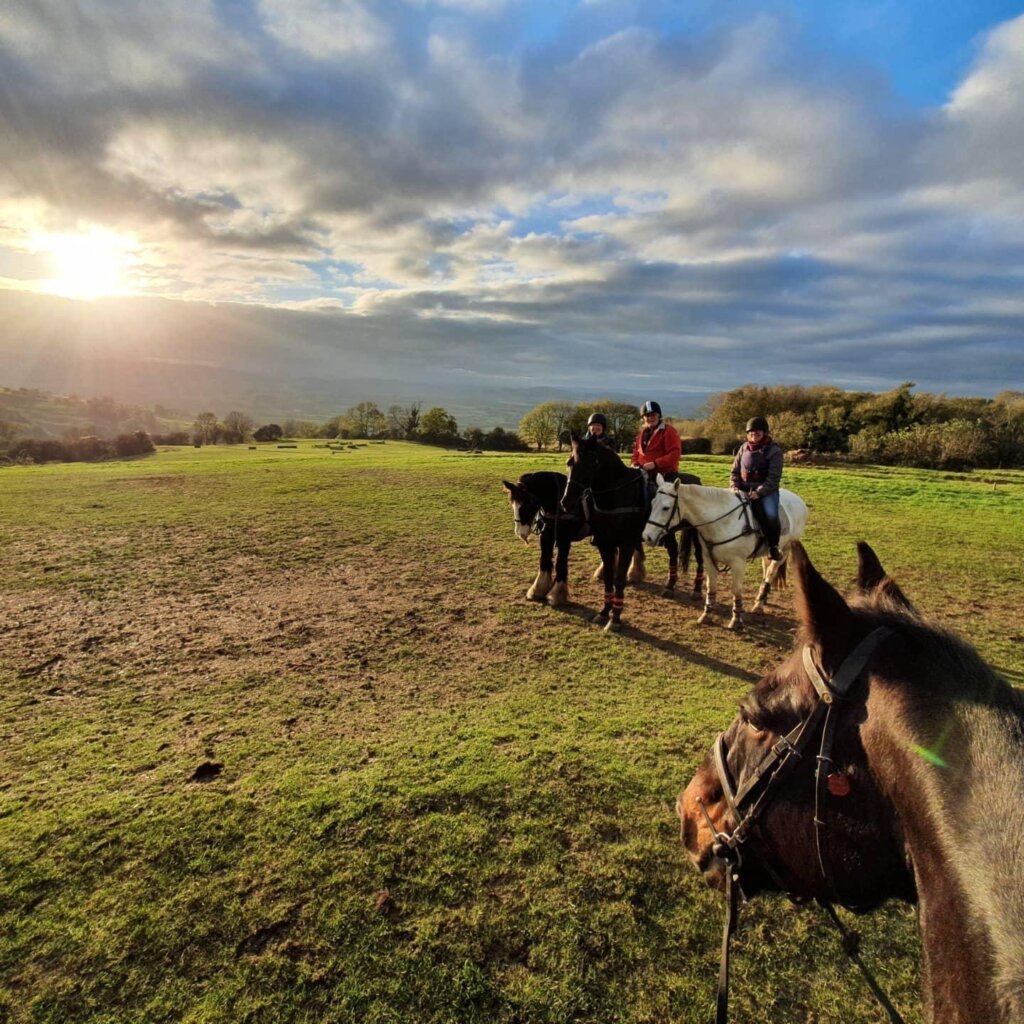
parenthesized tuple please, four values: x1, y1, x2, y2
(841, 594, 1021, 713)
(836, 595, 1024, 1009)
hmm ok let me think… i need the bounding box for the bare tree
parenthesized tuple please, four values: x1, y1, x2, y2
(221, 410, 255, 444)
(192, 412, 219, 445)
(388, 401, 422, 439)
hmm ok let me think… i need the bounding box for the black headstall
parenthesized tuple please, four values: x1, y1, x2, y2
(696, 625, 905, 1024)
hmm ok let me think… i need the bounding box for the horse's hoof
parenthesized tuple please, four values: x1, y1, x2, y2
(627, 570, 646, 585)
(604, 620, 622, 633)
(661, 586, 675, 598)
(751, 602, 765, 614)
(727, 618, 743, 632)
(591, 613, 609, 626)
(697, 612, 711, 625)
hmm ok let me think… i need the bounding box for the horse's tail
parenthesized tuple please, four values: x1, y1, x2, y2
(680, 527, 692, 574)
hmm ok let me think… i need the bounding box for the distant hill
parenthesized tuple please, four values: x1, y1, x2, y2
(0, 387, 191, 440)
(0, 290, 713, 430)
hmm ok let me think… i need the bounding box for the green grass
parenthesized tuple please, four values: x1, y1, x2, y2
(2, 442, 1023, 1022)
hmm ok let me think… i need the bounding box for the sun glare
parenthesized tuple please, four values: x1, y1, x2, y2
(38, 228, 132, 300)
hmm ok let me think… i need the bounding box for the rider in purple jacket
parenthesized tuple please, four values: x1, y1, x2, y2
(730, 416, 784, 560)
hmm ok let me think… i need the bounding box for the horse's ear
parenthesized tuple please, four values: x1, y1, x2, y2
(656, 472, 665, 486)
(502, 480, 521, 500)
(856, 541, 914, 610)
(855, 542, 887, 591)
(791, 542, 859, 666)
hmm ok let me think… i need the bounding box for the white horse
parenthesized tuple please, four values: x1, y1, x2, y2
(642, 476, 808, 630)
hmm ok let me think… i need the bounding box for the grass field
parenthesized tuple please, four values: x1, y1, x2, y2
(2, 442, 1023, 1023)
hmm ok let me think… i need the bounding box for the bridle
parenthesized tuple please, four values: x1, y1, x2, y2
(645, 483, 681, 538)
(697, 626, 905, 1024)
(647, 482, 757, 560)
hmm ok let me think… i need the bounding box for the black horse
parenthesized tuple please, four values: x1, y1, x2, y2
(503, 472, 588, 606)
(558, 433, 655, 631)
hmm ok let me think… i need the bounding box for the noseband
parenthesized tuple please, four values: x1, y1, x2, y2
(697, 626, 905, 1024)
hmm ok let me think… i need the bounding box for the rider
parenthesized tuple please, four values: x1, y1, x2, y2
(730, 416, 784, 561)
(586, 412, 611, 446)
(631, 400, 681, 482)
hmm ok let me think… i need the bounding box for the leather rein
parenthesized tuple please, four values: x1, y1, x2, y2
(697, 626, 905, 1024)
(647, 485, 759, 562)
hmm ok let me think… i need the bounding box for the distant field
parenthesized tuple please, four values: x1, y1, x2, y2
(2, 442, 1022, 1023)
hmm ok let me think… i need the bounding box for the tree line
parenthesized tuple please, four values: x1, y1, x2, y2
(511, 384, 1024, 470)
(185, 402, 531, 451)
(1, 430, 155, 465)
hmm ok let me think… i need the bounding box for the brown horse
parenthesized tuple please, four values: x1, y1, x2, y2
(679, 541, 1024, 1023)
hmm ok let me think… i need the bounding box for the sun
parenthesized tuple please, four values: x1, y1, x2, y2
(38, 228, 133, 300)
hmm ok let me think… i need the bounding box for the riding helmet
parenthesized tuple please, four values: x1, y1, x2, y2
(587, 412, 607, 429)
(745, 416, 770, 433)
(641, 400, 662, 416)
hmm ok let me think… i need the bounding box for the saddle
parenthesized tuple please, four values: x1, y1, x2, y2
(737, 495, 789, 554)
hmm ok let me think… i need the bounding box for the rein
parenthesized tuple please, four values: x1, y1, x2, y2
(564, 464, 647, 518)
(700, 626, 905, 1024)
(648, 485, 757, 563)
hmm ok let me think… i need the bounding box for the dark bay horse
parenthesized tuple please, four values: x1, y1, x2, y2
(679, 541, 1024, 1022)
(560, 434, 646, 631)
(503, 472, 587, 606)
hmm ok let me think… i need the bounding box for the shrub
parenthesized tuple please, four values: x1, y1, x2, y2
(113, 431, 156, 457)
(680, 436, 711, 455)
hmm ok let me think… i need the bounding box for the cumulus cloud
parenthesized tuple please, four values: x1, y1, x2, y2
(0, 2, 1022, 397)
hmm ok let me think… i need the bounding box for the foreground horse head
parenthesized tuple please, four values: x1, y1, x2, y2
(679, 541, 1024, 1021)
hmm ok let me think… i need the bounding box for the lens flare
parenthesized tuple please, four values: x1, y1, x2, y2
(38, 228, 133, 300)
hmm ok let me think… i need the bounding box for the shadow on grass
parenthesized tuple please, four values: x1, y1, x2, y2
(546, 601, 761, 685)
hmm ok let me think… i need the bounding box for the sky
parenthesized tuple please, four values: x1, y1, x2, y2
(1, 0, 1023, 405)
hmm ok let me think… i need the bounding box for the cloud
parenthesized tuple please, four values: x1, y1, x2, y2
(0, 4, 1022, 399)
(258, 0, 389, 59)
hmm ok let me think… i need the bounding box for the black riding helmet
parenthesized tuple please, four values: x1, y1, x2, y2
(587, 412, 607, 429)
(745, 416, 770, 433)
(641, 400, 662, 416)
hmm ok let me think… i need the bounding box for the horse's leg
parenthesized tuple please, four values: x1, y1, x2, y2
(605, 539, 631, 633)
(626, 542, 646, 584)
(696, 551, 718, 625)
(526, 529, 555, 601)
(592, 542, 615, 625)
(690, 527, 706, 599)
(752, 548, 788, 611)
(726, 558, 745, 631)
(662, 532, 679, 595)
(547, 533, 572, 607)
(752, 555, 771, 613)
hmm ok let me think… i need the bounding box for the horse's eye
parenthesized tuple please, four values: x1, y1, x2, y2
(740, 709, 767, 738)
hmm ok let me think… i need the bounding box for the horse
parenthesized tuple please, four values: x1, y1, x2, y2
(502, 472, 586, 607)
(678, 541, 1024, 1023)
(559, 433, 651, 632)
(642, 477, 808, 631)
(623, 478, 706, 599)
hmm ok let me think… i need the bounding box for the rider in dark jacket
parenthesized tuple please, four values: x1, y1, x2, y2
(586, 412, 612, 446)
(730, 416, 784, 560)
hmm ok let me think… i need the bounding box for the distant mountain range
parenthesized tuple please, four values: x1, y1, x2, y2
(1, 290, 714, 429)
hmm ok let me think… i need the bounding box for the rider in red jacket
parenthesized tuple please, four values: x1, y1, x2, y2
(631, 400, 681, 478)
